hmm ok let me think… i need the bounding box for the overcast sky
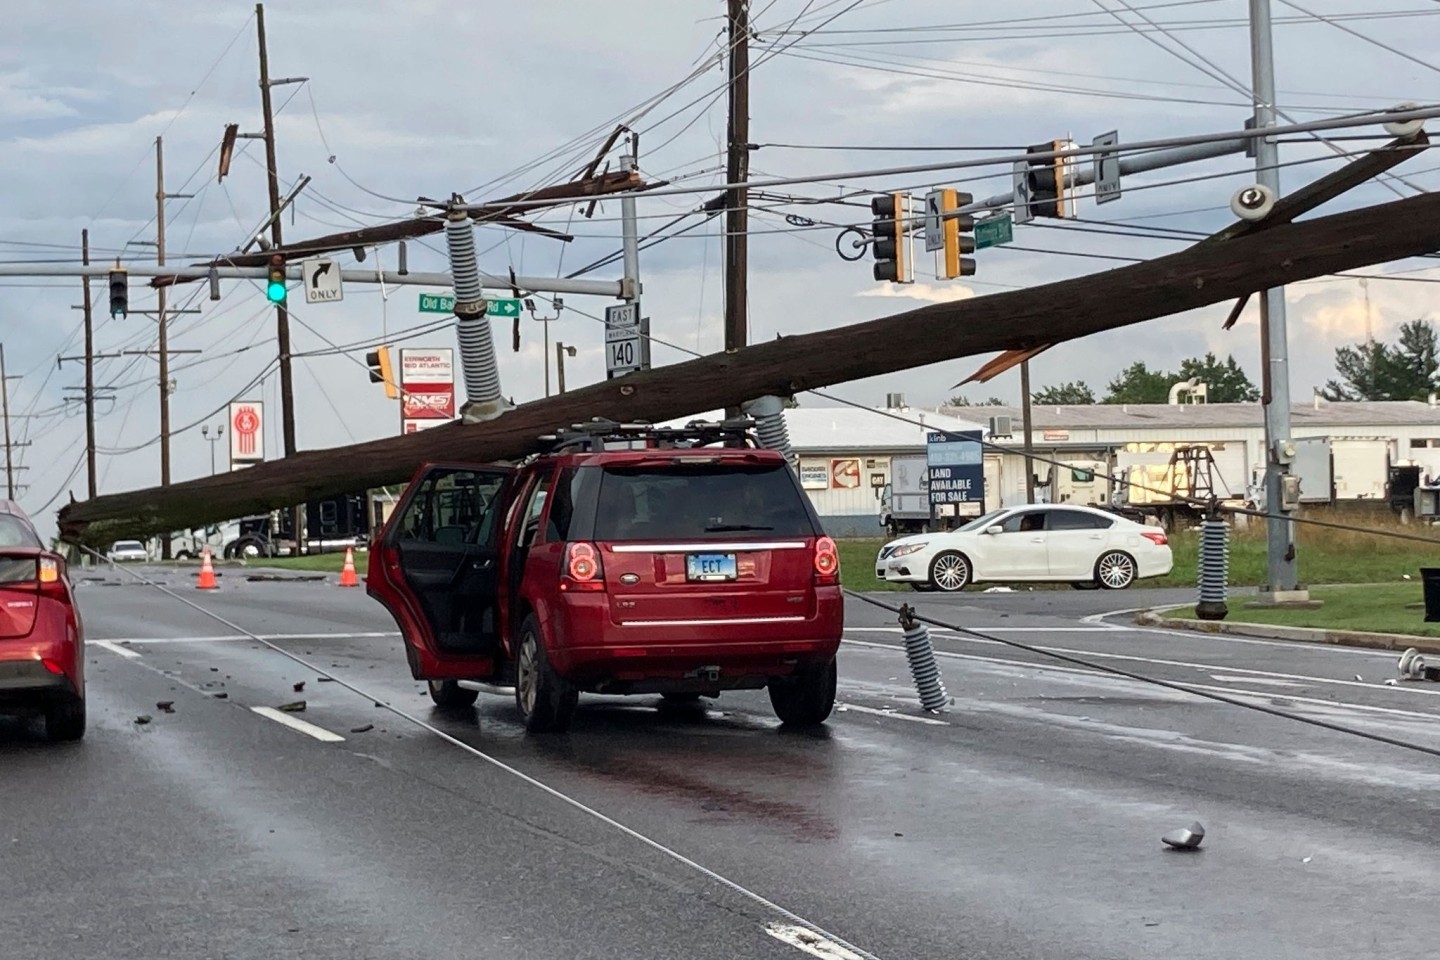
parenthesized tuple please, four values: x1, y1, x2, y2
(1, 0, 1437, 537)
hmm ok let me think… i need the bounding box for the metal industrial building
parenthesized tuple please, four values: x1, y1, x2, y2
(671, 397, 1440, 537)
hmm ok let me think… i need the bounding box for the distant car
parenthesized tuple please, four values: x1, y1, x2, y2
(106, 540, 148, 563)
(0, 501, 86, 741)
(368, 419, 844, 732)
(876, 504, 1172, 592)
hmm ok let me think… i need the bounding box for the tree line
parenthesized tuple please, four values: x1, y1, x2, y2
(947, 319, 1440, 407)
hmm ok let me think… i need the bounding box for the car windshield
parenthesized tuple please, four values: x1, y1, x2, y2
(591, 463, 816, 541)
(112, 541, 144, 552)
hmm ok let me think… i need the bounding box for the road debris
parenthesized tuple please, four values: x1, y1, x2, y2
(133, 715, 152, 725)
(1161, 821, 1205, 851)
(156, 701, 175, 713)
(276, 700, 306, 713)
(350, 724, 374, 733)
(292, 681, 305, 693)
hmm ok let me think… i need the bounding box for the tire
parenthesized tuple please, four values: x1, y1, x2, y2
(427, 679, 479, 708)
(929, 551, 971, 593)
(514, 615, 577, 733)
(175, 550, 194, 561)
(1095, 550, 1137, 590)
(44, 695, 86, 742)
(768, 658, 837, 727)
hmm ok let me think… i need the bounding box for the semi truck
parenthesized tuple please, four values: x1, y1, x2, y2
(878, 453, 932, 537)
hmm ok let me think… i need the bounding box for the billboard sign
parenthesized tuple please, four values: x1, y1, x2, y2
(229, 401, 264, 463)
(399, 347, 456, 432)
(926, 430, 984, 516)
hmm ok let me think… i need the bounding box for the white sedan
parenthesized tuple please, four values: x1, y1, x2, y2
(875, 505, 1173, 592)
(106, 540, 149, 563)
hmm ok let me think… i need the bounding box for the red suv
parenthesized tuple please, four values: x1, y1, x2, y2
(368, 419, 843, 732)
(0, 501, 86, 742)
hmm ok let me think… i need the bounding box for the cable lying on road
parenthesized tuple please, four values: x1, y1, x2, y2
(80, 548, 882, 960)
(844, 589, 1440, 761)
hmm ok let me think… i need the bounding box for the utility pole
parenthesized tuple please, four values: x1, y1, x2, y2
(1, 345, 16, 499)
(1020, 361, 1036, 503)
(156, 136, 173, 559)
(621, 136, 648, 372)
(1250, 0, 1303, 600)
(556, 342, 576, 394)
(255, 1, 305, 552)
(723, 0, 750, 359)
(81, 229, 97, 499)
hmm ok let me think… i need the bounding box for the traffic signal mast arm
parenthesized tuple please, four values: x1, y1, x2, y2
(58, 185, 1440, 543)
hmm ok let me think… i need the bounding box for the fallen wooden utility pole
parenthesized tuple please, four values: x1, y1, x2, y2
(58, 188, 1440, 544)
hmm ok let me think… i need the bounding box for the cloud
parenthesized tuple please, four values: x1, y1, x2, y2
(856, 282, 977, 305)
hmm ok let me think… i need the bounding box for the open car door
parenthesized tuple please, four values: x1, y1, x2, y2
(368, 464, 514, 681)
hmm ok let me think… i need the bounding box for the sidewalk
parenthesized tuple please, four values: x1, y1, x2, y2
(1137, 608, 1440, 655)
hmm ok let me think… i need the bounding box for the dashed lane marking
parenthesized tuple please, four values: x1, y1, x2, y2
(91, 639, 141, 659)
(250, 706, 347, 743)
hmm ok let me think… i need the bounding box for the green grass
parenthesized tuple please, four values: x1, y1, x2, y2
(254, 552, 352, 573)
(1168, 582, 1440, 637)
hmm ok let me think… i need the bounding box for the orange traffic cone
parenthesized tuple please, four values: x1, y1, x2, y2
(196, 547, 219, 590)
(338, 546, 360, 588)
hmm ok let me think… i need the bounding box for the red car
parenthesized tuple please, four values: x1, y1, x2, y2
(368, 419, 844, 732)
(0, 501, 85, 742)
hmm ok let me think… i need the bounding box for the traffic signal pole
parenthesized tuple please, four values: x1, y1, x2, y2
(722, 0, 750, 420)
(1250, 0, 1303, 600)
(156, 137, 172, 559)
(80, 230, 97, 500)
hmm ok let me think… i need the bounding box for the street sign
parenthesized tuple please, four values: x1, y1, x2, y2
(488, 297, 522, 318)
(926, 430, 984, 515)
(1093, 130, 1121, 205)
(923, 190, 944, 252)
(301, 257, 342, 304)
(1011, 161, 1034, 225)
(418, 293, 455, 314)
(399, 348, 456, 433)
(975, 215, 1014, 250)
(605, 302, 642, 378)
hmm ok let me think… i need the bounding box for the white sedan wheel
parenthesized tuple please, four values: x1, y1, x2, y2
(929, 552, 970, 592)
(1096, 551, 1136, 590)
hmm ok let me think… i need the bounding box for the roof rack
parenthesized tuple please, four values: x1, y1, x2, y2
(535, 417, 760, 454)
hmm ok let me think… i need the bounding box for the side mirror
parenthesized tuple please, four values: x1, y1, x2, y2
(985, 525, 1003, 536)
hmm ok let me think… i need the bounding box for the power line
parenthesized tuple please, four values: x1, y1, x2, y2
(1276, 0, 1440, 76)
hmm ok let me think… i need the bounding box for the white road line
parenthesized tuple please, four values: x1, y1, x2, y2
(837, 702, 948, 726)
(766, 923, 868, 960)
(842, 638, 1440, 723)
(250, 706, 347, 743)
(91, 639, 141, 659)
(91, 631, 399, 645)
(1092, 608, 1402, 657)
(1209, 674, 1309, 688)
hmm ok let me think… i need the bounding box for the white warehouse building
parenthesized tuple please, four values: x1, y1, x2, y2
(668, 398, 1440, 537)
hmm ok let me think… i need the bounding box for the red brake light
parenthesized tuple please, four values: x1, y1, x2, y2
(1141, 531, 1168, 547)
(814, 536, 840, 586)
(40, 658, 65, 676)
(561, 542, 605, 592)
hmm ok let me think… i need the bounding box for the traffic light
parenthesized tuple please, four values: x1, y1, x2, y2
(265, 254, 287, 303)
(366, 345, 398, 399)
(940, 189, 977, 279)
(1023, 140, 1072, 219)
(870, 192, 908, 283)
(107, 268, 128, 318)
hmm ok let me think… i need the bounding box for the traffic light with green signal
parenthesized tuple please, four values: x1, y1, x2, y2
(265, 254, 287, 303)
(108, 268, 128, 318)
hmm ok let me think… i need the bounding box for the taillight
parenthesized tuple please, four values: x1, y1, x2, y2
(561, 542, 605, 592)
(1141, 531, 1168, 547)
(814, 536, 840, 586)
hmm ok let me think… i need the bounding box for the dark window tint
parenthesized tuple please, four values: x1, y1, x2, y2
(1047, 510, 1113, 531)
(0, 558, 36, 584)
(0, 516, 41, 549)
(591, 464, 814, 541)
(1000, 511, 1046, 533)
(545, 468, 579, 542)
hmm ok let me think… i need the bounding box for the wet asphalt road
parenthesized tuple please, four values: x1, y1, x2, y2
(4, 568, 1440, 959)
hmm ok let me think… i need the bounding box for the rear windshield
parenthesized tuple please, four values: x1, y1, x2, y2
(112, 541, 144, 551)
(592, 463, 816, 541)
(0, 516, 41, 549)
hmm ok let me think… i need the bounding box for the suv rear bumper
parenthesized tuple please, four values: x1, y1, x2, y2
(545, 587, 844, 688)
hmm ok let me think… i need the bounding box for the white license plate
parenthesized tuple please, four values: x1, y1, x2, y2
(686, 553, 737, 581)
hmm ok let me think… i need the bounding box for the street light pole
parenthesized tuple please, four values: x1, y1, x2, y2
(201, 424, 224, 476)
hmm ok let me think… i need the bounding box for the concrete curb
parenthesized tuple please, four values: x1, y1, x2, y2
(1135, 609, 1440, 655)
